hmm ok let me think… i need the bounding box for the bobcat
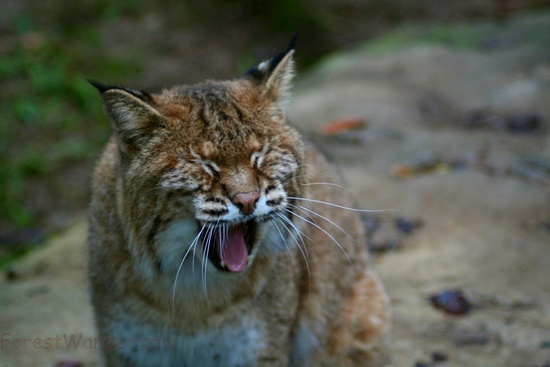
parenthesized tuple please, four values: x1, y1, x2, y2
(88, 41, 390, 367)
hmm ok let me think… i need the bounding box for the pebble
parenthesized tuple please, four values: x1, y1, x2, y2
(429, 289, 471, 316)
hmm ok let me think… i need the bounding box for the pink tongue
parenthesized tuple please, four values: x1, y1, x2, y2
(220, 225, 248, 272)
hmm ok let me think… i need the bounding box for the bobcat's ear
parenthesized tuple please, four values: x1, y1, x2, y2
(245, 38, 296, 105)
(89, 80, 162, 155)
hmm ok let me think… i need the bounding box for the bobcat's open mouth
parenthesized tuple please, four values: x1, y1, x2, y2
(203, 221, 256, 273)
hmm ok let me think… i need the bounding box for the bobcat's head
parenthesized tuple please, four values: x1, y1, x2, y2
(93, 42, 306, 275)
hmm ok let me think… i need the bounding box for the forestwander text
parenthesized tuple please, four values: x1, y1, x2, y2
(0, 333, 177, 351)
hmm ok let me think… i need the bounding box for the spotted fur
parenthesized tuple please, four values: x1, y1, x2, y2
(88, 42, 390, 367)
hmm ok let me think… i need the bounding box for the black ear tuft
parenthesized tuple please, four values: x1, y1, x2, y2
(87, 79, 154, 104)
(244, 37, 297, 105)
(87, 79, 110, 93)
(266, 36, 297, 74)
(245, 36, 298, 80)
(266, 36, 298, 74)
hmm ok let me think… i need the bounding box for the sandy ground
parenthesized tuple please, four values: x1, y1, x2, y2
(1, 11, 549, 367)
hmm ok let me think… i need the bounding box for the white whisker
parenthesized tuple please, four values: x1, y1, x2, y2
(274, 213, 311, 282)
(285, 208, 351, 263)
(288, 196, 390, 213)
(272, 219, 294, 260)
(202, 222, 216, 298)
(276, 212, 310, 258)
(172, 224, 205, 318)
(223, 223, 229, 263)
(288, 203, 354, 241)
(302, 182, 355, 193)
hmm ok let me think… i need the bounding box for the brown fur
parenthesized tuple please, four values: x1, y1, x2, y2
(88, 44, 390, 367)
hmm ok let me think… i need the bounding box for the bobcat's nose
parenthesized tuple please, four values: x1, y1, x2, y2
(232, 191, 260, 215)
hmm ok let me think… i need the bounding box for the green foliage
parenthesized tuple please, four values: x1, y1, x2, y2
(363, 13, 550, 53)
(361, 23, 497, 53)
(0, 10, 141, 231)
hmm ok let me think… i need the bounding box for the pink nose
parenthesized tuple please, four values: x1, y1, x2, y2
(232, 191, 260, 215)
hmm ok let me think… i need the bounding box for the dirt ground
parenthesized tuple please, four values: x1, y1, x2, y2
(1, 10, 549, 367)
(293, 11, 550, 366)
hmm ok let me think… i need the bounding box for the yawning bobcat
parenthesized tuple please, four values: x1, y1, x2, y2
(88, 41, 390, 367)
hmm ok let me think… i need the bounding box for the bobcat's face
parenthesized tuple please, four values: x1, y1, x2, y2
(153, 87, 304, 273)
(94, 47, 304, 274)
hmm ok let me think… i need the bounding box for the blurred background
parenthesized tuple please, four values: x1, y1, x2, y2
(0, 0, 547, 269)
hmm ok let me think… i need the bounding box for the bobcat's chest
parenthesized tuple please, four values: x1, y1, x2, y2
(110, 311, 265, 367)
